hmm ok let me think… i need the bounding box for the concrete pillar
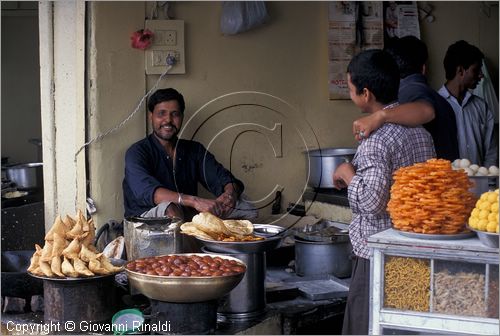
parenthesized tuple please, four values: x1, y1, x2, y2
(39, 1, 86, 231)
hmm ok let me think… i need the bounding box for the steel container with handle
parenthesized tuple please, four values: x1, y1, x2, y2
(306, 148, 356, 189)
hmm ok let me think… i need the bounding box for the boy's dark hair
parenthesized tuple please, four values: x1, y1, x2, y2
(347, 49, 400, 104)
(443, 40, 484, 80)
(385, 35, 428, 78)
(147, 88, 185, 113)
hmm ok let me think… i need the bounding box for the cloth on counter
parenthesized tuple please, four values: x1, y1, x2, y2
(123, 135, 244, 217)
(438, 85, 498, 166)
(348, 108, 435, 259)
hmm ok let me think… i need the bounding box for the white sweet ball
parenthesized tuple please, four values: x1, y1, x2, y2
(463, 167, 474, 176)
(459, 158, 471, 168)
(469, 164, 479, 172)
(477, 167, 489, 176)
(488, 165, 499, 175)
(452, 159, 461, 168)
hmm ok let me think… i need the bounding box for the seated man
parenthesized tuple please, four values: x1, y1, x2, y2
(333, 49, 435, 335)
(123, 88, 256, 221)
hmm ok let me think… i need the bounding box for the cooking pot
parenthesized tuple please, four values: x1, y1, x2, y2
(294, 221, 352, 278)
(4, 162, 43, 190)
(306, 148, 356, 188)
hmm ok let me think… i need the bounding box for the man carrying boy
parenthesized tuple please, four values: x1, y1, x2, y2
(333, 50, 435, 334)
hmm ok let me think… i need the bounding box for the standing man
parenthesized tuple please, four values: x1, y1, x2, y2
(350, 36, 459, 162)
(333, 50, 435, 335)
(438, 40, 498, 167)
(123, 88, 255, 221)
(385, 36, 459, 161)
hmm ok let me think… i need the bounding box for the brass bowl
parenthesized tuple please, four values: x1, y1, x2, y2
(125, 253, 246, 303)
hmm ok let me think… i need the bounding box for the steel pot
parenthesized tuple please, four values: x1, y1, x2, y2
(4, 162, 43, 190)
(306, 148, 356, 188)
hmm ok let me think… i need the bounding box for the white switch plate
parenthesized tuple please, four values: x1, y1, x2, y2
(145, 20, 185, 74)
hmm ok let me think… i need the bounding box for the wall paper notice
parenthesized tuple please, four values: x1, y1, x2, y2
(383, 1, 420, 43)
(328, 2, 384, 100)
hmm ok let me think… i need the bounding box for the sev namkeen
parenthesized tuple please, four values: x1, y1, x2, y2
(387, 158, 475, 234)
(384, 256, 430, 312)
(180, 212, 263, 242)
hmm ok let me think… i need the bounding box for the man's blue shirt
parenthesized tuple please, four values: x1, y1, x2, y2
(123, 134, 244, 217)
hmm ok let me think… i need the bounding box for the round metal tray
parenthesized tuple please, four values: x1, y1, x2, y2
(28, 271, 120, 282)
(393, 228, 476, 240)
(194, 224, 285, 253)
(466, 226, 499, 248)
(125, 253, 246, 303)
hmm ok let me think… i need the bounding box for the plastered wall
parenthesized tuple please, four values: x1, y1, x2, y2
(88, 1, 499, 226)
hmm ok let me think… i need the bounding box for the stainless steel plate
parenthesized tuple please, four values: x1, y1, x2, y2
(195, 224, 285, 253)
(393, 229, 476, 240)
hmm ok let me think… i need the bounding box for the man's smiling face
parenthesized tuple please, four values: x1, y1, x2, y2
(150, 100, 183, 143)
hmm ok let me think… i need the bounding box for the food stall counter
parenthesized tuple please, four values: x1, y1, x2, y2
(367, 228, 499, 335)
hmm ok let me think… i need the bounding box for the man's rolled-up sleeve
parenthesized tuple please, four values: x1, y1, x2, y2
(125, 147, 163, 208)
(348, 143, 392, 215)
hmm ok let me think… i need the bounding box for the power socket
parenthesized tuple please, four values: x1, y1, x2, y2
(145, 20, 185, 74)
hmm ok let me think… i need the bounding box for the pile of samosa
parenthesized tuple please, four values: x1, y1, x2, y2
(27, 210, 123, 278)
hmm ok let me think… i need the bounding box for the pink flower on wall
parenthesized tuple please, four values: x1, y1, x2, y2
(130, 29, 154, 50)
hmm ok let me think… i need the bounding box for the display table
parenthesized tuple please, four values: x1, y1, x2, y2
(367, 228, 499, 335)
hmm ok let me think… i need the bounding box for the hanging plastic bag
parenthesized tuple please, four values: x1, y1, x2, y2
(220, 1, 269, 35)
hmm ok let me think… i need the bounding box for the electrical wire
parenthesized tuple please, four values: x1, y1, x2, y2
(74, 64, 172, 159)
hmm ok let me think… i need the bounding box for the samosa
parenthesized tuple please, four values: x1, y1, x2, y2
(88, 258, 110, 275)
(40, 241, 54, 262)
(62, 238, 81, 259)
(51, 232, 67, 258)
(45, 215, 67, 241)
(61, 256, 78, 278)
(51, 256, 64, 277)
(39, 260, 54, 277)
(27, 244, 43, 273)
(73, 257, 95, 277)
(79, 244, 99, 262)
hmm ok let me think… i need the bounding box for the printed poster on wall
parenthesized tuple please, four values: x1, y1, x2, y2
(328, 2, 384, 100)
(383, 1, 420, 44)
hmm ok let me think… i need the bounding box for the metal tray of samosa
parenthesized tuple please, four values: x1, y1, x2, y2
(195, 224, 285, 253)
(27, 259, 125, 282)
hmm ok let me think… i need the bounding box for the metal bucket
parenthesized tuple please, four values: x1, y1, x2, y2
(124, 216, 183, 260)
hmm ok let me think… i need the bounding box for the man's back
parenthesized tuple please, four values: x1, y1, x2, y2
(348, 121, 435, 258)
(399, 73, 459, 161)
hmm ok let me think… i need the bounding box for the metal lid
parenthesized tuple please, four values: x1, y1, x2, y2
(294, 221, 350, 243)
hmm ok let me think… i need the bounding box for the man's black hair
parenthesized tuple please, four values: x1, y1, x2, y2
(347, 49, 400, 104)
(443, 40, 484, 80)
(385, 35, 428, 78)
(147, 88, 185, 113)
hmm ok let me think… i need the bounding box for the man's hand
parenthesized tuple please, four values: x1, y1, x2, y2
(333, 162, 355, 190)
(215, 191, 237, 218)
(191, 197, 224, 217)
(352, 110, 385, 141)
